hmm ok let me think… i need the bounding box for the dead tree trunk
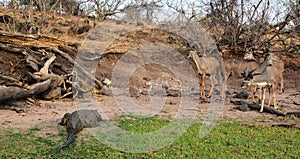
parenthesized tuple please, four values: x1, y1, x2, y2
(0, 31, 103, 103)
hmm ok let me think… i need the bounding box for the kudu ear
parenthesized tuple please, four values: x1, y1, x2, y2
(265, 53, 273, 66)
(247, 73, 254, 79)
(249, 68, 257, 74)
(240, 66, 248, 77)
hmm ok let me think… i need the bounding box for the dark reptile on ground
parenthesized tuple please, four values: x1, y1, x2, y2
(56, 109, 103, 153)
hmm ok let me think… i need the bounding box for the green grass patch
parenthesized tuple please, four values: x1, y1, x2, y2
(0, 116, 299, 158)
(117, 115, 171, 132)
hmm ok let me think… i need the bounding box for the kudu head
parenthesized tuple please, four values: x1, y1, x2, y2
(240, 67, 256, 88)
(263, 53, 274, 66)
(244, 52, 257, 61)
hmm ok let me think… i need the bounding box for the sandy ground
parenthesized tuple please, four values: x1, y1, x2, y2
(1, 81, 299, 135)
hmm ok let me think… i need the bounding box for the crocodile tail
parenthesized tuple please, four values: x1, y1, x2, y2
(55, 133, 75, 153)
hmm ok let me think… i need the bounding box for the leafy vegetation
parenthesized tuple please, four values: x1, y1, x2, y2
(0, 116, 299, 158)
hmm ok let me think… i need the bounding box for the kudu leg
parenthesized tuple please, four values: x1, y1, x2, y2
(259, 86, 262, 102)
(280, 78, 284, 93)
(207, 76, 215, 98)
(200, 75, 206, 100)
(260, 87, 266, 112)
(217, 72, 226, 99)
(258, 86, 263, 104)
(267, 85, 272, 107)
(251, 85, 257, 102)
(220, 82, 226, 99)
(273, 85, 278, 109)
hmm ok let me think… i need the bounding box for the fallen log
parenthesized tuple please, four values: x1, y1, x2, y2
(0, 41, 26, 53)
(231, 100, 287, 116)
(0, 30, 108, 102)
(49, 47, 103, 87)
(0, 77, 57, 103)
(247, 103, 287, 116)
(24, 44, 103, 87)
(1, 40, 103, 85)
(0, 30, 67, 47)
(0, 46, 65, 101)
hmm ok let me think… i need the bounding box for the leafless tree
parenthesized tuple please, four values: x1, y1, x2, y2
(192, 0, 300, 55)
(123, 0, 163, 23)
(86, 0, 123, 21)
(165, 0, 199, 22)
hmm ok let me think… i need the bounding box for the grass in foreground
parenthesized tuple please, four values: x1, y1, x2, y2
(0, 116, 299, 158)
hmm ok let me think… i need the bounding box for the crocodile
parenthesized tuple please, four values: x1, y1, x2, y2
(56, 109, 103, 153)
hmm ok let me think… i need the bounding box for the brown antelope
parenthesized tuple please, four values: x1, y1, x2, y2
(267, 54, 284, 93)
(241, 67, 274, 112)
(245, 53, 284, 101)
(241, 53, 284, 112)
(224, 54, 262, 101)
(225, 52, 284, 101)
(224, 52, 269, 79)
(189, 50, 226, 100)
